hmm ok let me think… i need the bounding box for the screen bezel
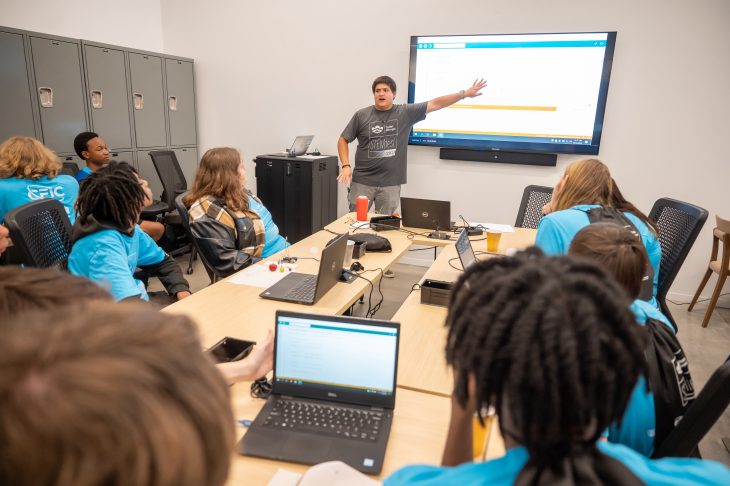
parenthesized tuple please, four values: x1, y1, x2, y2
(407, 31, 617, 155)
(273, 310, 400, 409)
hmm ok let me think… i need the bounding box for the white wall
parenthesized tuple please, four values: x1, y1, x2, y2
(2, 0, 164, 51)
(7, 0, 727, 301)
(160, 0, 730, 300)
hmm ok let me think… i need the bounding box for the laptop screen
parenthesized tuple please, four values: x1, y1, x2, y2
(273, 312, 399, 408)
(455, 228, 477, 271)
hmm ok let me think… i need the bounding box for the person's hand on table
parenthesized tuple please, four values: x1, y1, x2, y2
(217, 330, 274, 384)
(176, 290, 192, 301)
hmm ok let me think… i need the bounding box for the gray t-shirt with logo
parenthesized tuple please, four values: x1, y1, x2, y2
(341, 102, 428, 187)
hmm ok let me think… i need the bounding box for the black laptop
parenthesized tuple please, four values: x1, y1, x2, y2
(455, 228, 477, 271)
(239, 310, 400, 474)
(400, 197, 451, 231)
(260, 233, 347, 305)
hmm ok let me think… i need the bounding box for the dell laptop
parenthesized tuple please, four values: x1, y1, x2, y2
(455, 228, 477, 271)
(239, 310, 400, 474)
(400, 197, 451, 231)
(260, 232, 347, 305)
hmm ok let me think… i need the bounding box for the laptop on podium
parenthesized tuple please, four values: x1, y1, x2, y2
(260, 233, 347, 305)
(239, 310, 400, 474)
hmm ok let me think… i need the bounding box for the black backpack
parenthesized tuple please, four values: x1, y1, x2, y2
(643, 317, 696, 452)
(585, 206, 655, 302)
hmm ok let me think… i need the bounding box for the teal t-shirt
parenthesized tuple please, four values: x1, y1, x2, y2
(68, 225, 165, 301)
(0, 175, 79, 224)
(248, 195, 288, 257)
(608, 300, 675, 456)
(385, 441, 730, 485)
(535, 204, 661, 307)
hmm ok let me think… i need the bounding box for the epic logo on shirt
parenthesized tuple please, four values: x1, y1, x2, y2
(27, 184, 65, 200)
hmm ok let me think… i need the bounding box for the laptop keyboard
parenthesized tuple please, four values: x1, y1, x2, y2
(262, 400, 387, 441)
(283, 276, 317, 301)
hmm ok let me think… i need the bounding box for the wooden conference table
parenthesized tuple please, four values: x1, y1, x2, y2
(165, 213, 536, 483)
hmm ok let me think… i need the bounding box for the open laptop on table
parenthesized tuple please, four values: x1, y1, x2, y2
(400, 197, 451, 231)
(260, 232, 347, 305)
(455, 227, 477, 271)
(239, 310, 400, 474)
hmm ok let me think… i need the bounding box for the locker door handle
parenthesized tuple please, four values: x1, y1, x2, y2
(90, 90, 103, 109)
(39, 87, 53, 107)
(286, 162, 292, 176)
(168, 96, 178, 111)
(133, 93, 144, 110)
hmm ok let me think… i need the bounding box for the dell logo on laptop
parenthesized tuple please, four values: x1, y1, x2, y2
(422, 211, 429, 218)
(328, 392, 337, 398)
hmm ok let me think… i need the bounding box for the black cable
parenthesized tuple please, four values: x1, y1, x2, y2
(250, 377, 272, 399)
(447, 256, 464, 271)
(347, 270, 374, 317)
(361, 268, 385, 317)
(411, 283, 422, 292)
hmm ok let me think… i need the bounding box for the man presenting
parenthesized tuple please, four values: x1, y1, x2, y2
(337, 75, 487, 214)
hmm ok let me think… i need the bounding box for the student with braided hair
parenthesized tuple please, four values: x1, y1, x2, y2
(68, 161, 191, 302)
(385, 250, 730, 485)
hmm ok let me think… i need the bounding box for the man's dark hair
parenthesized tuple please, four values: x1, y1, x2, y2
(372, 75, 396, 93)
(73, 131, 99, 159)
(446, 248, 646, 479)
(75, 161, 145, 230)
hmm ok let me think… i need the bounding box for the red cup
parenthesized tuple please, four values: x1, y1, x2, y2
(356, 195, 369, 221)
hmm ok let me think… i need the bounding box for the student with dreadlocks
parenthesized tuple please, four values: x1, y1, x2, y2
(385, 250, 730, 485)
(68, 161, 191, 302)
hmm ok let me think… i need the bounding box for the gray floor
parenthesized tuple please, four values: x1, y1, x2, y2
(157, 253, 730, 466)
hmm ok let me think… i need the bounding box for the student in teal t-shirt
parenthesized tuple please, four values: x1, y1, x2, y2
(0, 136, 79, 224)
(569, 223, 681, 457)
(535, 158, 661, 307)
(385, 251, 730, 486)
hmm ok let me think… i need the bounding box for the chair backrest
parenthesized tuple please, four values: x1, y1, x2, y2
(716, 215, 730, 235)
(3, 199, 73, 268)
(61, 162, 79, 177)
(174, 193, 217, 283)
(648, 198, 708, 328)
(515, 185, 553, 229)
(653, 355, 730, 458)
(150, 151, 188, 209)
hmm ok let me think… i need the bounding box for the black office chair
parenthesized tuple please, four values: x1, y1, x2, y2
(144, 150, 193, 259)
(175, 193, 218, 284)
(653, 355, 730, 458)
(3, 199, 73, 269)
(648, 198, 708, 332)
(515, 185, 553, 229)
(60, 162, 79, 177)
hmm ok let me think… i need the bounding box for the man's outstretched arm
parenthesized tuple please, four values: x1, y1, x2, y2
(427, 78, 487, 113)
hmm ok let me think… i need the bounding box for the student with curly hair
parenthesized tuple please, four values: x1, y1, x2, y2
(0, 136, 79, 224)
(385, 251, 729, 485)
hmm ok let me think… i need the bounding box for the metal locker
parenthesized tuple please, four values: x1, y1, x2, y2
(172, 147, 198, 188)
(0, 30, 37, 141)
(166, 59, 197, 146)
(136, 150, 163, 201)
(83, 44, 133, 150)
(29, 36, 87, 154)
(129, 53, 166, 148)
